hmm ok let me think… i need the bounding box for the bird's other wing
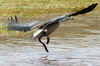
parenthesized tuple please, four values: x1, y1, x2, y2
(7, 16, 32, 32)
(7, 16, 22, 31)
(7, 15, 43, 31)
(7, 16, 21, 29)
(24, 21, 40, 27)
(68, 3, 98, 16)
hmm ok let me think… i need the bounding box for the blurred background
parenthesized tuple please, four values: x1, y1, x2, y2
(0, 0, 100, 66)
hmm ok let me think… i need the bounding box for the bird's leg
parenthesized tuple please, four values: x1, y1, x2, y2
(38, 37, 49, 53)
(43, 31, 50, 45)
(46, 35, 50, 45)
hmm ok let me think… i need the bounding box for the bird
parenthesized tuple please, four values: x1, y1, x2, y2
(7, 3, 98, 52)
(7, 16, 40, 32)
(31, 3, 98, 52)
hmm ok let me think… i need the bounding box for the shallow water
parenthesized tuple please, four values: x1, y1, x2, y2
(1, 34, 100, 66)
(0, 12, 100, 66)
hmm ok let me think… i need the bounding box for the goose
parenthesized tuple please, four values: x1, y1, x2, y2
(7, 3, 98, 52)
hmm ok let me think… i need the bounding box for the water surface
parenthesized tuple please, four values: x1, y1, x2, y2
(0, 12, 100, 66)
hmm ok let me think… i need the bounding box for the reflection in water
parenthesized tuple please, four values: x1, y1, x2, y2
(0, 12, 100, 66)
(39, 54, 51, 65)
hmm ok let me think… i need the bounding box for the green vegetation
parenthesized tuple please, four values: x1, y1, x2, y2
(0, 0, 99, 36)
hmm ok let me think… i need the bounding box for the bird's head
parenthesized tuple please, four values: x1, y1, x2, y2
(60, 16, 74, 22)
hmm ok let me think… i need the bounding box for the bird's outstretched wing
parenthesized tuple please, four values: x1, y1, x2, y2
(69, 3, 98, 16)
(7, 16, 40, 32)
(38, 3, 98, 29)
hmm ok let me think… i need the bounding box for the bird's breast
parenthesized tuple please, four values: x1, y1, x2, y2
(33, 29, 44, 38)
(45, 23, 59, 35)
(32, 23, 59, 39)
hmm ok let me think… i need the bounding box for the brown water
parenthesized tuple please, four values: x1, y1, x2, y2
(0, 12, 100, 66)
